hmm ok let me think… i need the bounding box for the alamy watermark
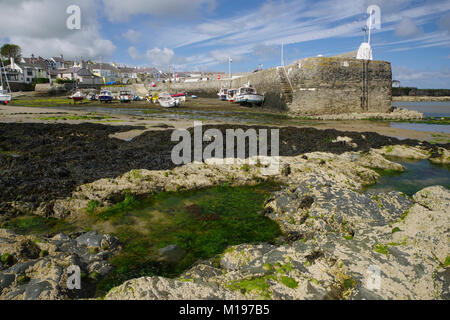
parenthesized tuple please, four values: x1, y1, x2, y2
(366, 5, 381, 30)
(67, 265, 81, 290)
(171, 121, 280, 175)
(66, 5, 81, 30)
(366, 265, 381, 291)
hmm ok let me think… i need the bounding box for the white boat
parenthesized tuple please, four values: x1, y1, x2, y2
(158, 92, 180, 108)
(119, 90, 132, 103)
(99, 90, 114, 103)
(0, 86, 11, 105)
(217, 88, 228, 101)
(226, 89, 236, 103)
(0, 60, 12, 105)
(235, 83, 264, 106)
(71, 91, 86, 102)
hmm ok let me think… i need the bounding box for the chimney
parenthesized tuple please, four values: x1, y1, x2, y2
(10, 57, 15, 70)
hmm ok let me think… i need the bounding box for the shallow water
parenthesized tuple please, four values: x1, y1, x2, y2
(367, 159, 450, 196)
(392, 101, 450, 118)
(390, 122, 450, 134)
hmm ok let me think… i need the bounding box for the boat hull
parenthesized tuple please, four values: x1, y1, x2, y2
(235, 94, 264, 105)
(0, 94, 12, 105)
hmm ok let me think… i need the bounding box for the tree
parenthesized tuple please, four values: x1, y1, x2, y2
(0, 44, 22, 63)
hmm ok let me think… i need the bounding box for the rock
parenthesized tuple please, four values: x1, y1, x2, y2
(75, 231, 103, 248)
(105, 276, 242, 300)
(281, 164, 291, 176)
(354, 150, 405, 171)
(104, 181, 448, 300)
(391, 187, 450, 264)
(159, 245, 187, 264)
(23, 281, 56, 300)
(220, 244, 276, 271)
(373, 145, 429, 160)
(0, 229, 118, 300)
(413, 186, 450, 212)
(265, 184, 413, 236)
(18, 240, 41, 260)
(429, 147, 450, 164)
(0, 274, 15, 292)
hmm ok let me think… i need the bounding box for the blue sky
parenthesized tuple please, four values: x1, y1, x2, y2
(0, 0, 449, 88)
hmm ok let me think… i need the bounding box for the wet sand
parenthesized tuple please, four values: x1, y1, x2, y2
(1, 101, 448, 143)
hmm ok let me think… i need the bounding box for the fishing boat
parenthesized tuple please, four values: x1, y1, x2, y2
(0, 60, 12, 105)
(0, 86, 11, 105)
(158, 92, 180, 108)
(234, 83, 264, 106)
(171, 93, 186, 102)
(71, 91, 86, 102)
(158, 66, 182, 108)
(119, 90, 132, 103)
(226, 89, 236, 103)
(99, 90, 114, 103)
(217, 88, 229, 101)
(87, 91, 98, 101)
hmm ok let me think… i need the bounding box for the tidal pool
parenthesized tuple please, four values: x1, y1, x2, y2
(2, 183, 282, 297)
(366, 159, 450, 196)
(87, 183, 282, 295)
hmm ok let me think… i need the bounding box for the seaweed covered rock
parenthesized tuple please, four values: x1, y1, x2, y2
(0, 229, 119, 300)
(104, 185, 449, 300)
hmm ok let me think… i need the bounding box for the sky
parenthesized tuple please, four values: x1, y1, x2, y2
(0, 0, 449, 88)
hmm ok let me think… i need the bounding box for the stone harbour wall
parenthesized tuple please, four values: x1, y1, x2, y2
(162, 56, 392, 115)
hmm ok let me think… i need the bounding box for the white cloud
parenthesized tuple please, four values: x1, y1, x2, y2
(145, 47, 186, 67)
(395, 17, 423, 38)
(210, 50, 246, 64)
(122, 29, 142, 43)
(0, 0, 115, 60)
(393, 65, 450, 88)
(252, 45, 280, 60)
(437, 11, 450, 34)
(102, 0, 216, 22)
(128, 46, 141, 60)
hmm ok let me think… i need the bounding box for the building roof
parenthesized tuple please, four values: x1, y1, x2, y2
(57, 67, 99, 78)
(118, 67, 137, 73)
(90, 63, 119, 72)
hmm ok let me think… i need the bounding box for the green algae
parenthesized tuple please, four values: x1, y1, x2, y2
(93, 183, 282, 296)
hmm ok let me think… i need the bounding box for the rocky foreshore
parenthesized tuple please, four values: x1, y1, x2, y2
(0, 230, 119, 300)
(105, 186, 449, 300)
(304, 107, 424, 121)
(102, 148, 449, 300)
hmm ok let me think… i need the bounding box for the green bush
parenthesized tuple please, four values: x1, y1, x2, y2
(34, 78, 49, 84)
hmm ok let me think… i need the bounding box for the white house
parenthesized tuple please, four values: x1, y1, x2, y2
(89, 63, 121, 84)
(118, 67, 138, 83)
(2, 58, 48, 84)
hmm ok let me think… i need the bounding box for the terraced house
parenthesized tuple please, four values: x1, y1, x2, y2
(1, 57, 49, 86)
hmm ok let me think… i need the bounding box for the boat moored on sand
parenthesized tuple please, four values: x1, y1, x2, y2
(217, 88, 229, 101)
(226, 89, 236, 103)
(235, 83, 264, 106)
(71, 91, 86, 102)
(99, 90, 114, 103)
(0, 86, 11, 105)
(158, 92, 181, 108)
